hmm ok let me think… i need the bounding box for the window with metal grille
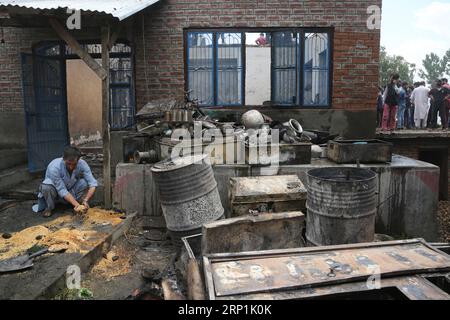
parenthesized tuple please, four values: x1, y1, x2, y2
(187, 32, 243, 106)
(185, 29, 332, 108)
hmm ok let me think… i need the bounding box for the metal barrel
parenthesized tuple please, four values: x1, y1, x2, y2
(151, 154, 224, 245)
(305, 167, 377, 246)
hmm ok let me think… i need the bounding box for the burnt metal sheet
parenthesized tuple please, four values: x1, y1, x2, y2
(0, 0, 159, 21)
(216, 275, 450, 301)
(203, 239, 450, 299)
(327, 139, 393, 164)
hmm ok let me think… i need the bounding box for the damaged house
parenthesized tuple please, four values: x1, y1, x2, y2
(0, 0, 450, 301)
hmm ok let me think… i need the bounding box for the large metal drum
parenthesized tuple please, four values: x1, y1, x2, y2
(306, 167, 377, 246)
(151, 154, 224, 245)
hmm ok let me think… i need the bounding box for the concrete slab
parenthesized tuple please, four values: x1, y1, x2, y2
(0, 202, 135, 300)
(202, 212, 305, 254)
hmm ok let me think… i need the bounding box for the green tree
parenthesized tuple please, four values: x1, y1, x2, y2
(379, 46, 416, 86)
(419, 51, 449, 84)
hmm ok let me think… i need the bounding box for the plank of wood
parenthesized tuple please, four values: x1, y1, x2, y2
(101, 25, 112, 209)
(187, 259, 206, 300)
(48, 18, 107, 80)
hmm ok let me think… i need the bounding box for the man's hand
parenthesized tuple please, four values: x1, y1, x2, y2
(82, 199, 90, 209)
(74, 204, 88, 215)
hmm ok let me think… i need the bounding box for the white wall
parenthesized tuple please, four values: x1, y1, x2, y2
(245, 46, 271, 105)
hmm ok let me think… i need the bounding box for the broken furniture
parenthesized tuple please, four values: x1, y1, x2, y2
(151, 154, 224, 246)
(229, 175, 307, 217)
(327, 139, 393, 164)
(202, 239, 450, 300)
(306, 167, 377, 246)
(201, 212, 305, 255)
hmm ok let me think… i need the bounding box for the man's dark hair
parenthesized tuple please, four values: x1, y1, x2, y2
(63, 146, 82, 161)
(442, 78, 448, 83)
(391, 73, 400, 81)
(436, 79, 442, 87)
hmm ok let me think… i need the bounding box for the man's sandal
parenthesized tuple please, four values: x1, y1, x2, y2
(43, 210, 53, 218)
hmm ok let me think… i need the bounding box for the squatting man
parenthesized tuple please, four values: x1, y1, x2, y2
(33, 146, 98, 217)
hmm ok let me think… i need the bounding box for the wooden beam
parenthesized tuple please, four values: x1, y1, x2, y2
(101, 25, 112, 209)
(108, 25, 122, 50)
(49, 18, 107, 80)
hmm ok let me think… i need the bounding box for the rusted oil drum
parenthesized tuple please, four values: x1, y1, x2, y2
(306, 167, 377, 246)
(151, 154, 224, 245)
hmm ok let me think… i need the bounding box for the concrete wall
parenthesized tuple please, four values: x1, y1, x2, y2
(379, 136, 450, 200)
(66, 60, 102, 142)
(245, 46, 271, 105)
(0, 112, 26, 148)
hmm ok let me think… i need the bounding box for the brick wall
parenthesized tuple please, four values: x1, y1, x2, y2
(134, 0, 382, 110)
(0, 0, 382, 146)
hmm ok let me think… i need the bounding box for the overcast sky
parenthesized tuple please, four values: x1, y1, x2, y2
(381, 0, 450, 79)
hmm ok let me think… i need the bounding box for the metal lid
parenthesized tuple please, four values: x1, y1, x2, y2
(151, 154, 209, 172)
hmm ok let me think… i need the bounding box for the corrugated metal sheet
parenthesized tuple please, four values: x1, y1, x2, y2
(0, 0, 159, 20)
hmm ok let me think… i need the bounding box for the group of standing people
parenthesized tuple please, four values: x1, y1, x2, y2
(377, 73, 450, 131)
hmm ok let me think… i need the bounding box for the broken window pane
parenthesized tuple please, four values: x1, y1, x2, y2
(303, 33, 330, 106)
(187, 32, 214, 106)
(245, 32, 271, 105)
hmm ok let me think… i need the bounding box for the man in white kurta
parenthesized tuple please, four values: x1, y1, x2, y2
(410, 83, 430, 128)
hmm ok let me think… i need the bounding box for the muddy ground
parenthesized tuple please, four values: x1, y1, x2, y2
(438, 201, 450, 242)
(62, 217, 179, 300)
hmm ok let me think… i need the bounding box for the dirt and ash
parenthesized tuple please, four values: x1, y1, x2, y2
(0, 208, 125, 260)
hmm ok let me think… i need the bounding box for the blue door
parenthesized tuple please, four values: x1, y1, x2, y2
(21, 53, 69, 172)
